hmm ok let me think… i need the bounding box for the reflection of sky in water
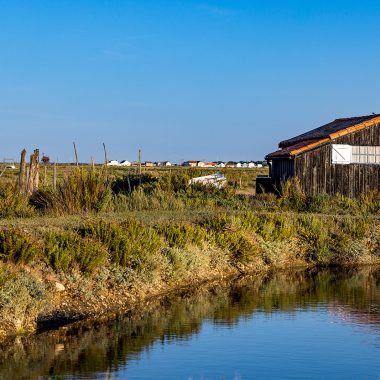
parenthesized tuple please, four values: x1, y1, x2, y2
(1, 268, 380, 380)
(122, 310, 380, 380)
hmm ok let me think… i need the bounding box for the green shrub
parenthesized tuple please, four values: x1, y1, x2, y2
(257, 214, 296, 241)
(279, 178, 307, 212)
(0, 183, 36, 218)
(80, 220, 162, 269)
(0, 229, 39, 264)
(239, 211, 259, 230)
(203, 214, 232, 233)
(44, 231, 106, 273)
(160, 224, 207, 248)
(214, 231, 255, 262)
(299, 216, 332, 264)
(358, 191, 380, 214)
(341, 217, 367, 239)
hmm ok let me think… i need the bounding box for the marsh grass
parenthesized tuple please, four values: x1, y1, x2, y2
(32, 166, 112, 215)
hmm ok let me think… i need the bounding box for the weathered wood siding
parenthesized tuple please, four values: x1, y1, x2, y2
(271, 158, 294, 181)
(293, 123, 380, 197)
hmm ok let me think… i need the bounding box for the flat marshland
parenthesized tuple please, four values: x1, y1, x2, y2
(1, 164, 380, 338)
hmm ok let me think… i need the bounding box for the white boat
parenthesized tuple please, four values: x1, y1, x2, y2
(189, 172, 227, 188)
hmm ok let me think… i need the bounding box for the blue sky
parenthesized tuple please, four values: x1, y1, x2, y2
(1, 0, 379, 163)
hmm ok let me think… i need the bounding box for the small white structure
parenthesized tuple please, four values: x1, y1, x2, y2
(189, 172, 227, 189)
(163, 161, 172, 166)
(236, 162, 242, 168)
(120, 160, 131, 166)
(215, 162, 226, 168)
(248, 162, 256, 168)
(197, 161, 206, 167)
(256, 163, 263, 168)
(107, 160, 120, 166)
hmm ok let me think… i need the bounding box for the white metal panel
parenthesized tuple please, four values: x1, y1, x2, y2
(332, 144, 352, 164)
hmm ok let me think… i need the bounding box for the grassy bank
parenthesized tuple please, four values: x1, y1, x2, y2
(1, 209, 380, 337)
(1, 166, 380, 338)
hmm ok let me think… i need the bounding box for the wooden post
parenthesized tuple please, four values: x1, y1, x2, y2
(53, 160, 57, 190)
(44, 165, 47, 186)
(103, 143, 108, 166)
(32, 149, 39, 191)
(18, 149, 27, 194)
(138, 149, 142, 185)
(26, 149, 40, 194)
(73, 142, 79, 166)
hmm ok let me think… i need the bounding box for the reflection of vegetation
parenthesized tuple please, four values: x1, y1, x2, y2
(1, 267, 379, 380)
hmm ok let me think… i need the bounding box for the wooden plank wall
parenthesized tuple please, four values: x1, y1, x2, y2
(271, 158, 294, 180)
(293, 123, 380, 197)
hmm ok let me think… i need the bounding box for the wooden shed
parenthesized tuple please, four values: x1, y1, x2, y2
(257, 114, 380, 197)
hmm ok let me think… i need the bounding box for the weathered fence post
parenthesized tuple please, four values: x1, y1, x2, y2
(18, 149, 27, 194)
(138, 149, 142, 185)
(27, 149, 39, 194)
(53, 160, 57, 190)
(73, 142, 79, 166)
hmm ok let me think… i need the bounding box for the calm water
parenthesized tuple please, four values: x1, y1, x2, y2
(1, 267, 380, 380)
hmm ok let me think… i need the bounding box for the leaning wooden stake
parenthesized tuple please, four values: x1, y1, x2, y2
(18, 149, 27, 194)
(138, 148, 142, 185)
(73, 142, 79, 166)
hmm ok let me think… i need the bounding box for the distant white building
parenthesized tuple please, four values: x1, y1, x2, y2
(256, 163, 263, 168)
(107, 160, 120, 166)
(183, 160, 198, 167)
(215, 162, 226, 168)
(248, 162, 256, 168)
(120, 160, 131, 166)
(163, 161, 172, 166)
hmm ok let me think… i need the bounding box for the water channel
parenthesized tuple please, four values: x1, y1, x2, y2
(1, 267, 380, 379)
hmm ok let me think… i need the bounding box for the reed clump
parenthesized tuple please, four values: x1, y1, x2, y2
(32, 167, 112, 215)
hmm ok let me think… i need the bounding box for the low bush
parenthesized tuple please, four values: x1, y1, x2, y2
(0, 183, 36, 218)
(257, 214, 296, 241)
(0, 229, 39, 264)
(279, 178, 307, 212)
(203, 214, 232, 233)
(80, 220, 162, 269)
(160, 224, 207, 248)
(299, 216, 332, 264)
(214, 231, 255, 262)
(44, 231, 106, 273)
(239, 211, 259, 230)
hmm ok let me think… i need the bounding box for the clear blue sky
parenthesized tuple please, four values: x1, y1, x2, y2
(1, 0, 379, 163)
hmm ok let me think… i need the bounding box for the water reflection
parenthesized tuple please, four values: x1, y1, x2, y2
(1, 267, 380, 379)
